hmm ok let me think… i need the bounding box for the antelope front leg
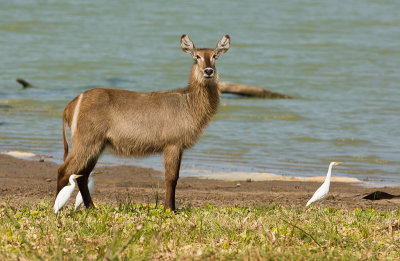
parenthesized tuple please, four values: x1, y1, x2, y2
(76, 177, 95, 209)
(56, 149, 100, 209)
(163, 146, 183, 211)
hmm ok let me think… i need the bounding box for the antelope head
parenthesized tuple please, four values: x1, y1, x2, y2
(181, 34, 230, 83)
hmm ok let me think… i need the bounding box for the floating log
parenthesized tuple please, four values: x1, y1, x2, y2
(219, 81, 291, 99)
(16, 77, 292, 99)
(16, 78, 34, 88)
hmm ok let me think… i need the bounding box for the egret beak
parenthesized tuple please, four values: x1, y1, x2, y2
(95, 171, 103, 175)
(75, 175, 83, 178)
(334, 162, 343, 165)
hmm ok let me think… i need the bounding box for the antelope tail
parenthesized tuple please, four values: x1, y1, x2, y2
(62, 112, 69, 161)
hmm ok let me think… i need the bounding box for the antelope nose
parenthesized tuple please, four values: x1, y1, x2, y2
(204, 68, 214, 76)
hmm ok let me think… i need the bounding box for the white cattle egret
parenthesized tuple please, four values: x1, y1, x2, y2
(54, 174, 82, 213)
(74, 171, 100, 210)
(306, 162, 342, 207)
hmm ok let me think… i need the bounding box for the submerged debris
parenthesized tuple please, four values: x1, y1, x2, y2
(16, 78, 34, 88)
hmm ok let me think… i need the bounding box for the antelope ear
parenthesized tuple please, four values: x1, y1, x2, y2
(214, 35, 230, 59)
(180, 34, 196, 58)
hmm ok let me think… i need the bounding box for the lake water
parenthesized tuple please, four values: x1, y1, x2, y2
(1, 0, 399, 186)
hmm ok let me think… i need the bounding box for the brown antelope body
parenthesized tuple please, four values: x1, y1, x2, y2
(56, 34, 230, 210)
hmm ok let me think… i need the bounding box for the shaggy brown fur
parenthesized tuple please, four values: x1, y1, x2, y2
(56, 35, 230, 210)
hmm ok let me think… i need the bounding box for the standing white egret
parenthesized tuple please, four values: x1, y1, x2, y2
(74, 171, 100, 210)
(306, 162, 342, 207)
(54, 174, 82, 213)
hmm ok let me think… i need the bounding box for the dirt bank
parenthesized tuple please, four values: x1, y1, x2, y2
(1, 154, 399, 210)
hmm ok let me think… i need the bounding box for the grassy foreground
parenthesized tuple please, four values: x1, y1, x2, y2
(1, 201, 399, 260)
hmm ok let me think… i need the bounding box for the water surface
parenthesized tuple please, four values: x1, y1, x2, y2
(1, 0, 399, 185)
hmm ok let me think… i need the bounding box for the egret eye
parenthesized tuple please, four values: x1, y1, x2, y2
(196, 54, 202, 59)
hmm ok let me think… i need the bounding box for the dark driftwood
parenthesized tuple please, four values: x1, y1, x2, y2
(362, 191, 400, 200)
(16, 78, 34, 88)
(219, 81, 291, 99)
(16, 77, 291, 99)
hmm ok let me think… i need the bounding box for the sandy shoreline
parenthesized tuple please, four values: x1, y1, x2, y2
(186, 169, 363, 183)
(1, 150, 366, 184)
(1, 153, 399, 210)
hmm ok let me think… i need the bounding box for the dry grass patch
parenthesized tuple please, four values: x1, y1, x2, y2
(1, 201, 399, 260)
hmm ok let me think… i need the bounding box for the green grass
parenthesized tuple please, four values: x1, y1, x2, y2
(1, 201, 399, 260)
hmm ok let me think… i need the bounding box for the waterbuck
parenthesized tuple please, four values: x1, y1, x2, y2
(56, 34, 230, 211)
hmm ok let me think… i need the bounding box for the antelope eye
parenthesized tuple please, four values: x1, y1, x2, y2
(196, 54, 202, 59)
(212, 54, 216, 59)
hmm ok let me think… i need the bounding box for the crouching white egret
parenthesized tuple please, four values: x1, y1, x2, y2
(74, 171, 101, 210)
(306, 162, 342, 207)
(54, 174, 82, 213)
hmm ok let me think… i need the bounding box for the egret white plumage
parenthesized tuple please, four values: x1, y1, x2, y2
(74, 171, 100, 210)
(306, 162, 342, 207)
(54, 174, 82, 213)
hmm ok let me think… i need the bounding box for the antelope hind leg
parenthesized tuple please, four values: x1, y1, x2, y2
(163, 146, 183, 211)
